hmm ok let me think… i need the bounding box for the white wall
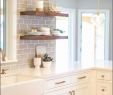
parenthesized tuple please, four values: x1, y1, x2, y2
(56, 0, 77, 9)
(56, 0, 112, 60)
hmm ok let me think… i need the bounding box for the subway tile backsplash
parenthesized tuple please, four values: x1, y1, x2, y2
(1, 0, 56, 70)
(17, 40, 56, 67)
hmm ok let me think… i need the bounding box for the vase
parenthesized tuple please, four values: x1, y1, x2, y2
(34, 58, 41, 68)
(43, 62, 51, 68)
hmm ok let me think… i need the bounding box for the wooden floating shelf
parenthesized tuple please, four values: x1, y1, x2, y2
(20, 35, 68, 40)
(20, 11, 69, 17)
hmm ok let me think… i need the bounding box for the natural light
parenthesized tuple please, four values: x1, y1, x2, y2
(81, 12, 107, 68)
(56, 17, 69, 69)
(0, 0, 3, 49)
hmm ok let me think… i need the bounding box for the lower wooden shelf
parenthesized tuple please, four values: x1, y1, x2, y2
(20, 11, 69, 17)
(20, 35, 68, 40)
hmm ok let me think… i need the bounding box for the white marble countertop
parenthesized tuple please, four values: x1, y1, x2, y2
(11, 65, 112, 79)
(1, 64, 112, 87)
(2, 62, 112, 79)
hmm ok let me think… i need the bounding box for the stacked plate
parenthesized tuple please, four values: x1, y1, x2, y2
(27, 27, 51, 35)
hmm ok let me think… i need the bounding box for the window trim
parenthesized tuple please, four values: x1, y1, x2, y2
(55, 8, 76, 66)
(78, 9, 110, 66)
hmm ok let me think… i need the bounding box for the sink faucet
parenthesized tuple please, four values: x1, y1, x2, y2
(0, 69, 8, 74)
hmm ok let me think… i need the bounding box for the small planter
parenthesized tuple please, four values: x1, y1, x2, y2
(42, 53, 53, 68)
(43, 61, 52, 68)
(34, 58, 41, 68)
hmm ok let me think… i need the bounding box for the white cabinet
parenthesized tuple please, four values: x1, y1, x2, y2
(74, 84, 89, 95)
(90, 69, 112, 95)
(96, 71, 112, 81)
(96, 70, 112, 95)
(45, 71, 90, 95)
(46, 77, 71, 90)
(46, 87, 73, 95)
(97, 82, 112, 95)
(44, 69, 112, 95)
(46, 84, 89, 95)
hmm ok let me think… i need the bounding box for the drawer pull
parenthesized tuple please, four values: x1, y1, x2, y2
(101, 89, 105, 92)
(55, 81, 66, 84)
(72, 90, 75, 95)
(101, 75, 105, 78)
(69, 91, 72, 95)
(78, 76, 86, 79)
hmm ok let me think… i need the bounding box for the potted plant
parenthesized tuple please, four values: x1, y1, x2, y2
(42, 53, 53, 68)
(51, 28, 65, 36)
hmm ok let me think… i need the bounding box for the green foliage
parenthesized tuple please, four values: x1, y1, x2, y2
(42, 53, 53, 62)
(52, 28, 65, 33)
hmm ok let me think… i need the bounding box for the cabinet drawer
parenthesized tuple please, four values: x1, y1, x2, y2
(46, 77, 70, 90)
(46, 87, 71, 95)
(97, 71, 112, 81)
(70, 72, 89, 84)
(46, 72, 89, 90)
(97, 83, 112, 95)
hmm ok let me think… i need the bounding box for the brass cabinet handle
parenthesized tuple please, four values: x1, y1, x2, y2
(69, 91, 72, 95)
(0, 69, 8, 74)
(101, 89, 105, 92)
(72, 90, 75, 95)
(78, 76, 86, 79)
(55, 81, 66, 84)
(101, 75, 105, 78)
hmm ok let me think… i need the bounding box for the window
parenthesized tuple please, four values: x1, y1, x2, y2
(55, 9, 76, 70)
(78, 10, 110, 68)
(0, 0, 3, 49)
(56, 17, 69, 69)
(0, 0, 6, 50)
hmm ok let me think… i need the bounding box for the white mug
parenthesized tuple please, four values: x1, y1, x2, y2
(34, 58, 41, 68)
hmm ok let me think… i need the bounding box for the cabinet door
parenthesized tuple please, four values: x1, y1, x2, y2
(97, 82, 112, 95)
(46, 87, 73, 95)
(109, 83, 112, 95)
(74, 84, 89, 95)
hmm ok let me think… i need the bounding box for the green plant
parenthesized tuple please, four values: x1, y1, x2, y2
(42, 53, 53, 62)
(52, 28, 65, 33)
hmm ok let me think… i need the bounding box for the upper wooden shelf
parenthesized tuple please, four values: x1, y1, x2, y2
(20, 35, 68, 40)
(20, 11, 69, 17)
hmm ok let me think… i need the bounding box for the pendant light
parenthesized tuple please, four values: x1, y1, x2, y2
(97, 0, 100, 15)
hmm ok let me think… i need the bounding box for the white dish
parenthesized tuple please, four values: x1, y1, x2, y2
(39, 27, 50, 32)
(26, 32, 43, 35)
(51, 31, 62, 36)
(26, 31, 50, 35)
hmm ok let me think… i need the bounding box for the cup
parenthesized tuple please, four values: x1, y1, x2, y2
(34, 58, 41, 68)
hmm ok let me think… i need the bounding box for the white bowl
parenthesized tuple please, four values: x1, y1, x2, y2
(51, 31, 61, 36)
(39, 27, 50, 32)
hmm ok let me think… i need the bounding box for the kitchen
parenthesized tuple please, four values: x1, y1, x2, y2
(0, 0, 112, 95)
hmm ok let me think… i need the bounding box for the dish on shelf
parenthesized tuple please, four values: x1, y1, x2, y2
(39, 27, 50, 32)
(26, 31, 42, 35)
(51, 30, 66, 36)
(26, 31, 50, 35)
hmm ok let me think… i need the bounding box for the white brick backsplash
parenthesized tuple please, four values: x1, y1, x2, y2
(1, 0, 56, 69)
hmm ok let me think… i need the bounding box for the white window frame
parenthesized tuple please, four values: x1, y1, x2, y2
(78, 9, 110, 66)
(56, 8, 76, 67)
